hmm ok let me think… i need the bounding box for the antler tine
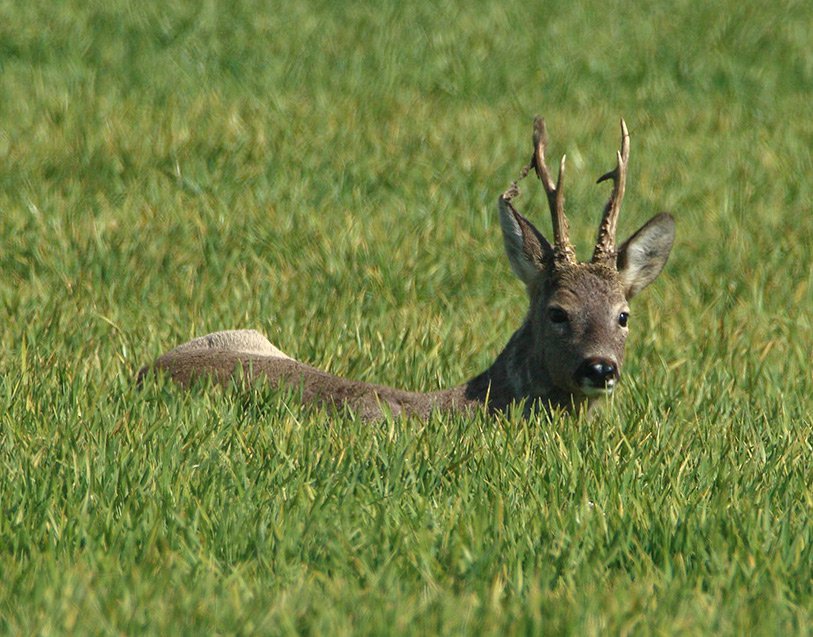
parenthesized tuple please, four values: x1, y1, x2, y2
(531, 116, 575, 264)
(592, 118, 630, 265)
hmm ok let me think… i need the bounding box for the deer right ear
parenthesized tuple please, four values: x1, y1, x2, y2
(498, 194, 553, 285)
(616, 212, 676, 299)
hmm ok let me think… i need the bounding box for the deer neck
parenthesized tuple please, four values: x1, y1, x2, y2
(463, 320, 585, 414)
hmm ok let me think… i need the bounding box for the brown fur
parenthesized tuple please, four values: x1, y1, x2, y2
(140, 347, 477, 422)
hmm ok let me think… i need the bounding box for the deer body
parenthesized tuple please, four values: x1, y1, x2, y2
(141, 329, 477, 420)
(139, 118, 675, 422)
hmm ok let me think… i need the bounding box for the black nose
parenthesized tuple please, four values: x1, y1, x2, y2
(575, 357, 619, 388)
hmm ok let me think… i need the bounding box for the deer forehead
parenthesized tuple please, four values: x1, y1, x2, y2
(543, 264, 627, 311)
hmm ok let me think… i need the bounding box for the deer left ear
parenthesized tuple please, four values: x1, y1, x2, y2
(498, 194, 554, 286)
(616, 212, 675, 299)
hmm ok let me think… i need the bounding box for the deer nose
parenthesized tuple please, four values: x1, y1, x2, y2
(575, 357, 619, 391)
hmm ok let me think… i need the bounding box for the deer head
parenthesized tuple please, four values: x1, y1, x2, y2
(498, 117, 675, 403)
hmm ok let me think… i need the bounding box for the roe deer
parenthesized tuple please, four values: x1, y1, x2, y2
(138, 117, 675, 422)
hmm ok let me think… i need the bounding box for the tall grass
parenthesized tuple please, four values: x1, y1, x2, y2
(1, 0, 811, 634)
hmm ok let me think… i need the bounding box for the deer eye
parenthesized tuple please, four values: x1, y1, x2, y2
(548, 307, 569, 324)
(618, 312, 629, 327)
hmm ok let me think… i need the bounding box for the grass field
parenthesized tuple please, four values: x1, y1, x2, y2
(1, 0, 812, 634)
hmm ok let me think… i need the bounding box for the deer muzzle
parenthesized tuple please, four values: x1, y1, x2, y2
(575, 357, 620, 396)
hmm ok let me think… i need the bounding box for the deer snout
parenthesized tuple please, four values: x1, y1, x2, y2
(575, 357, 620, 395)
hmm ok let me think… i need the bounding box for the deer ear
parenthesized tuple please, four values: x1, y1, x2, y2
(498, 196, 553, 285)
(616, 212, 675, 299)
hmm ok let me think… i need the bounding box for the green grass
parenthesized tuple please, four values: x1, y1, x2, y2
(1, 0, 812, 634)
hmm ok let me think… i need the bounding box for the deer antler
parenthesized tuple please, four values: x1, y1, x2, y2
(530, 117, 575, 265)
(592, 119, 630, 265)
